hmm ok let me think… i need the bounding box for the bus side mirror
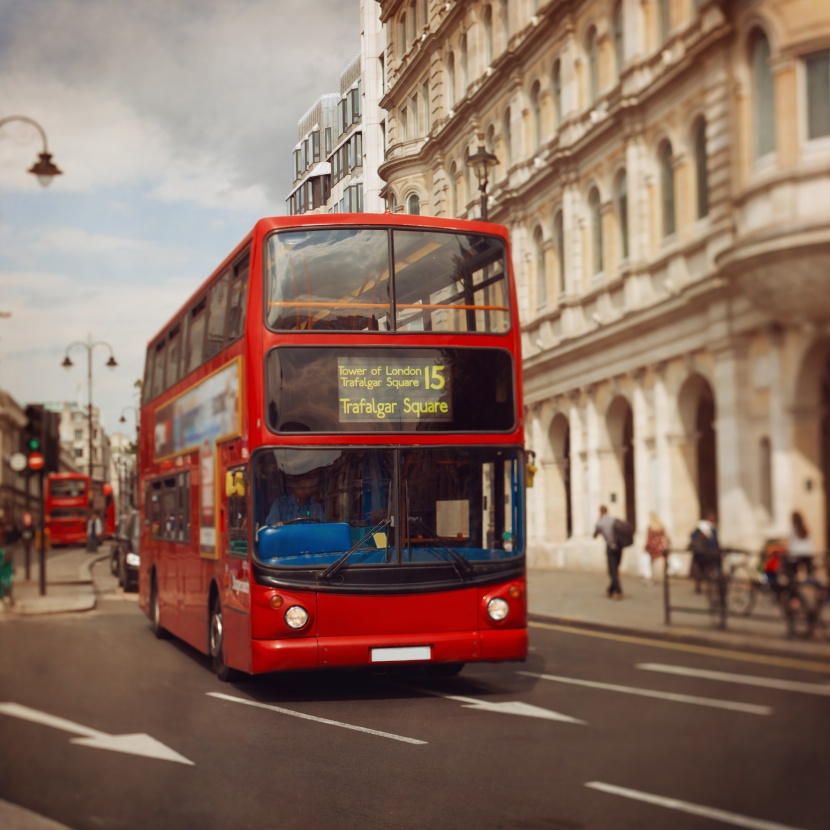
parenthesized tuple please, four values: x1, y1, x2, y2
(225, 471, 246, 498)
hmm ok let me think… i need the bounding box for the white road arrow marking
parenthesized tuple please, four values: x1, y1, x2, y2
(407, 687, 585, 723)
(0, 702, 194, 765)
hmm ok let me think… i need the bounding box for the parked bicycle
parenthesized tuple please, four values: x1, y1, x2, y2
(702, 548, 755, 628)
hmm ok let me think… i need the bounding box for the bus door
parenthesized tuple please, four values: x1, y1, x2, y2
(219, 451, 251, 668)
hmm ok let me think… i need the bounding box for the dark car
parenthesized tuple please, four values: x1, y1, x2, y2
(110, 509, 140, 591)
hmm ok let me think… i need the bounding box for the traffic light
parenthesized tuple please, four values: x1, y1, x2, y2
(22, 404, 44, 457)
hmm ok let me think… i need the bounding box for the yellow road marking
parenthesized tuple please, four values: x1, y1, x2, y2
(529, 620, 830, 674)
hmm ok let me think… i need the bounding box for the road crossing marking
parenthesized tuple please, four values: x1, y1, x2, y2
(586, 781, 808, 830)
(207, 692, 427, 745)
(529, 620, 830, 674)
(638, 663, 830, 696)
(518, 671, 772, 715)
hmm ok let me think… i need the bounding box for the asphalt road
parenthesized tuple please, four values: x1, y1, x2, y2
(0, 561, 828, 830)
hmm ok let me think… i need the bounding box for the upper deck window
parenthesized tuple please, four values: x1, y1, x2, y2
(265, 227, 510, 334)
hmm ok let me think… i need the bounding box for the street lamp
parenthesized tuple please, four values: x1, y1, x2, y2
(0, 115, 63, 186)
(465, 132, 499, 221)
(62, 336, 118, 484)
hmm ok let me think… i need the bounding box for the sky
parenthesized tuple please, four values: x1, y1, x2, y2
(0, 0, 360, 438)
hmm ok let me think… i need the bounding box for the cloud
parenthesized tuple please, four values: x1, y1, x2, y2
(0, 0, 360, 206)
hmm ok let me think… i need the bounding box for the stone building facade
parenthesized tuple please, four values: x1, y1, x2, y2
(376, 0, 830, 569)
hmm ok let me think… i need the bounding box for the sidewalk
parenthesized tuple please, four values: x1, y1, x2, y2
(1, 543, 104, 617)
(2, 543, 829, 664)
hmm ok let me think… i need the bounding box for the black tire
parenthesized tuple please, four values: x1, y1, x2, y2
(209, 598, 237, 682)
(149, 575, 168, 639)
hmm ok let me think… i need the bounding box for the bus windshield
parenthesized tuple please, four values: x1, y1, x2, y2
(252, 447, 523, 574)
(265, 227, 510, 333)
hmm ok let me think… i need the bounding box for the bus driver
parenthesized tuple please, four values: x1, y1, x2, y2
(266, 472, 326, 525)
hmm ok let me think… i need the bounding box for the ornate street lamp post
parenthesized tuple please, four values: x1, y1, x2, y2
(0, 115, 63, 186)
(465, 132, 499, 221)
(62, 336, 118, 484)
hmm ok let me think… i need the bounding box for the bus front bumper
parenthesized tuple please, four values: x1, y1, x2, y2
(250, 627, 527, 674)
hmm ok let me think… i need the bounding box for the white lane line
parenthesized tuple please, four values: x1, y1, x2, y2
(518, 672, 771, 715)
(586, 781, 808, 830)
(638, 663, 830, 696)
(207, 692, 426, 745)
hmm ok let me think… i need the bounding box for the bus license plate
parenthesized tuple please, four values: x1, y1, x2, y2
(370, 646, 431, 663)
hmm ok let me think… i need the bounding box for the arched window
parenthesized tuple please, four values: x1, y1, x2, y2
(806, 50, 830, 139)
(530, 81, 542, 148)
(446, 52, 456, 109)
(615, 170, 629, 261)
(589, 187, 603, 274)
(408, 0, 417, 41)
(613, 3, 624, 80)
(694, 118, 709, 218)
(553, 59, 562, 127)
(407, 194, 421, 215)
(534, 226, 546, 308)
(503, 107, 512, 167)
(399, 13, 407, 53)
(484, 5, 494, 66)
(449, 161, 458, 216)
(554, 210, 566, 294)
(751, 30, 776, 159)
(659, 140, 676, 237)
(587, 26, 599, 104)
(460, 34, 468, 94)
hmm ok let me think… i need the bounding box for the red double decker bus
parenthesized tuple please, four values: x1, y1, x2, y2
(138, 214, 527, 680)
(46, 472, 90, 547)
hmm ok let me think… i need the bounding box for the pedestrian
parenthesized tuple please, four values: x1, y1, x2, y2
(688, 509, 720, 593)
(594, 505, 623, 599)
(643, 512, 671, 584)
(86, 511, 103, 552)
(784, 510, 814, 580)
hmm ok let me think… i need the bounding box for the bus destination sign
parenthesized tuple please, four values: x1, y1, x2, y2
(338, 356, 452, 423)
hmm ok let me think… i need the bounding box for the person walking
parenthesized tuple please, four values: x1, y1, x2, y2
(643, 512, 671, 584)
(594, 505, 623, 599)
(689, 510, 720, 593)
(86, 511, 103, 553)
(785, 510, 814, 580)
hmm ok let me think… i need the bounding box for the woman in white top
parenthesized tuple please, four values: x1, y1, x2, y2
(786, 510, 814, 578)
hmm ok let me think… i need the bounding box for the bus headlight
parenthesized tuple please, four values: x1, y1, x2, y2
(285, 605, 309, 630)
(487, 597, 510, 621)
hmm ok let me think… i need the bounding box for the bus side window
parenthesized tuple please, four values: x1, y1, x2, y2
(228, 258, 249, 341)
(185, 298, 207, 374)
(165, 326, 182, 390)
(151, 340, 166, 399)
(205, 272, 230, 361)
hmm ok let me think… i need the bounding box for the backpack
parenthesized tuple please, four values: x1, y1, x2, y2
(613, 518, 634, 549)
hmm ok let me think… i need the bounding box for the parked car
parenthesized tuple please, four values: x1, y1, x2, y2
(111, 509, 140, 591)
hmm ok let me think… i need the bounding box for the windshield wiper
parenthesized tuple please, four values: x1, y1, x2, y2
(319, 518, 392, 580)
(407, 516, 474, 579)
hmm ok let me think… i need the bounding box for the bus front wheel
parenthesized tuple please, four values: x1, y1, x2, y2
(209, 598, 236, 682)
(149, 576, 167, 639)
